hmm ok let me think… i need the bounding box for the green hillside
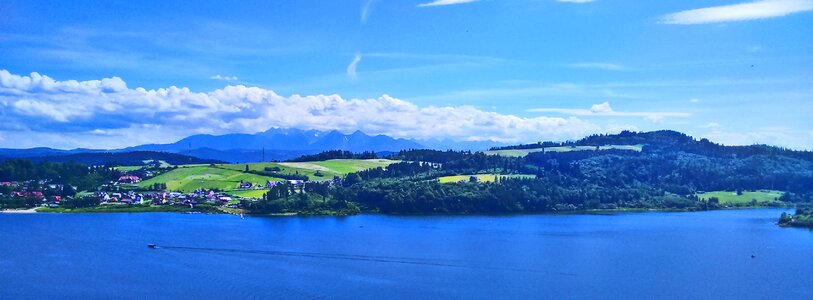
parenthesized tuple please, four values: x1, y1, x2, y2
(484, 144, 643, 157)
(138, 159, 398, 193)
(138, 165, 281, 192)
(220, 159, 398, 179)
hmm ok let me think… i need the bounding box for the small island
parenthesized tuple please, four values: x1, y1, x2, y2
(779, 208, 813, 228)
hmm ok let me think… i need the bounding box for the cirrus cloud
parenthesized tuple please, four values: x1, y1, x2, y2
(660, 0, 813, 25)
(418, 0, 478, 7)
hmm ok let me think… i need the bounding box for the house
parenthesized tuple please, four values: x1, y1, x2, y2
(238, 182, 253, 189)
(287, 180, 304, 185)
(117, 175, 141, 184)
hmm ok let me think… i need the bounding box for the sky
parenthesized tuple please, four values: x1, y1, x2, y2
(0, 0, 811, 149)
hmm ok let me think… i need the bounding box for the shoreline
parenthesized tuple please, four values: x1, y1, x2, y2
(16, 205, 794, 217)
(0, 207, 39, 214)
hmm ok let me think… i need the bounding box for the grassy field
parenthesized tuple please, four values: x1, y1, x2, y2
(484, 144, 643, 157)
(137, 159, 398, 194)
(114, 165, 144, 171)
(696, 190, 784, 204)
(220, 159, 399, 179)
(229, 189, 268, 198)
(138, 165, 282, 192)
(438, 174, 536, 183)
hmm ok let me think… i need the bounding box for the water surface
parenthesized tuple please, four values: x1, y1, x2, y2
(1, 209, 810, 299)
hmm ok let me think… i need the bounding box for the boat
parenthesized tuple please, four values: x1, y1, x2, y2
(148, 244, 157, 249)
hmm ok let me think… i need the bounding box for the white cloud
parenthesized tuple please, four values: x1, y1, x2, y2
(210, 74, 238, 81)
(569, 62, 628, 71)
(529, 101, 691, 122)
(418, 0, 478, 7)
(747, 45, 764, 52)
(347, 53, 362, 79)
(701, 122, 721, 129)
(689, 98, 700, 103)
(660, 0, 813, 25)
(589, 102, 613, 113)
(644, 115, 665, 123)
(700, 126, 813, 150)
(0, 69, 623, 149)
(361, 0, 377, 23)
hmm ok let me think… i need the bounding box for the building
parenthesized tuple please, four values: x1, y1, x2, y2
(117, 175, 141, 184)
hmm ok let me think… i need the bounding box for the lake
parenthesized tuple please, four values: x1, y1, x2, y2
(1, 209, 811, 299)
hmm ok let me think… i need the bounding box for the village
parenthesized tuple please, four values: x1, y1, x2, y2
(0, 170, 340, 211)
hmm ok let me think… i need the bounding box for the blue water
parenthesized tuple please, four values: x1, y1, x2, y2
(0, 209, 811, 299)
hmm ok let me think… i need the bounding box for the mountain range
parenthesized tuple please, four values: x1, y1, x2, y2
(0, 128, 505, 163)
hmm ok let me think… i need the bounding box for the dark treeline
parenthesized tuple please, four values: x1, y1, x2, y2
(491, 130, 813, 161)
(289, 150, 378, 162)
(243, 181, 359, 215)
(21, 151, 222, 166)
(489, 141, 566, 150)
(245, 168, 309, 181)
(0, 159, 119, 191)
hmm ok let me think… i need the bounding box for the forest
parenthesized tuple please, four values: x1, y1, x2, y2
(324, 130, 813, 214)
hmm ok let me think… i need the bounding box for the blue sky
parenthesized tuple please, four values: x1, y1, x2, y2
(0, 0, 811, 149)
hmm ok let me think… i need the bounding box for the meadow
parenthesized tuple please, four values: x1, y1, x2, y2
(438, 174, 536, 183)
(219, 159, 398, 179)
(696, 190, 784, 205)
(484, 144, 643, 157)
(136, 159, 398, 194)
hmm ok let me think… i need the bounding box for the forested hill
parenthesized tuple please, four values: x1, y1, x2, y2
(492, 130, 812, 160)
(20, 151, 222, 166)
(316, 131, 813, 214)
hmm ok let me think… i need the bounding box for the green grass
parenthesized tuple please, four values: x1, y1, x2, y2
(143, 160, 173, 168)
(484, 144, 643, 157)
(114, 165, 144, 171)
(137, 159, 398, 193)
(138, 165, 283, 192)
(75, 191, 94, 198)
(696, 190, 784, 205)
(438, 174, 536, 183)
(220, 159, 399, 179)
(229, 189, 268, 198)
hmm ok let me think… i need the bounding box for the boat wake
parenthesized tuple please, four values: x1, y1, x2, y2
(150, 244, 572, 275)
